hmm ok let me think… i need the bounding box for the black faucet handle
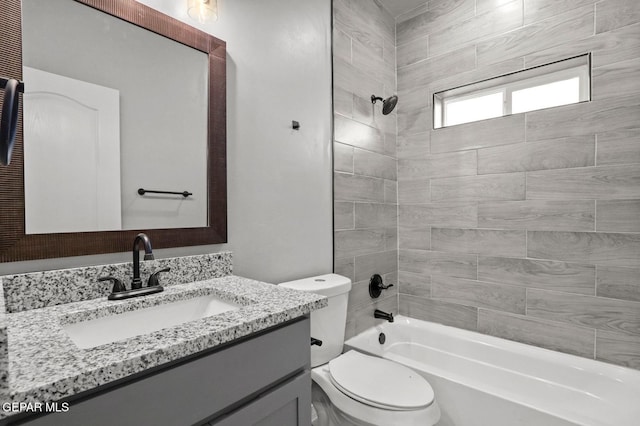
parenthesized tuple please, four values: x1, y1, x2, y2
(98, 276, 126, 293)
(369, 274, 394, 298)
(147, 267, 171, 287)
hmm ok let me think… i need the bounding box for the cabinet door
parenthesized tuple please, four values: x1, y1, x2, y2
(13, 318, 310, 426)
(213, 371, 311, 426)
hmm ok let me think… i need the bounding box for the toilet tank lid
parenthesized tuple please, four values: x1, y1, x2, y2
(279, 274, 351, 297)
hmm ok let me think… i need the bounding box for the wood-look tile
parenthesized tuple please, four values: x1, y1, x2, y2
(334, 257, 354, 282)
(352, 94, 376, 127)
(596, 128, 640, 166)
(350, 0, 395, 45)
(523, 0, 596, 25)
(333, 86, 353, 118)
(528, 230, 640, 267)
(597, 265, 640, 302)
(476, 5, 594, 66)
(397, 86, 430, 114)
(384, 179, 397, 204)
(526, 164, 640, 200)
(431, 173, 525, 202)
(350, 295, 398, 336)
(595, 0, 640, 34)
(399, 226, 431, 250)
(527, 288, 640, 336)
(396, 0, 475, 45)
(384, 131, 398, 158)
(352, 40, 395, 91)
(347, 279, 375, 312)
(335, 229, 387, 259)
(355, 203, 397, 229)
(333, 142, 353, 173)
(592, 58, 640, 100)
(396, 3, 429, 25)
(477, 309, 595, 357)
(478, 200, 595, 231)
(596, 330, 640, 369)
(334, 172, 385, 203)
(333, 27, 352, 63)
(399, 249, 478, 279)
(428, 57, 525, 95)
(432, 275, 526, 314)
(397, 45, 476, 92)
(383, 38, 395, 68)
(478, 256, 595, 295)
(597, 200, 640, 232)
(400, 203, 477, 228)
(398, 178, 430, 204)
(354, 249, 398, 288)
(399, 150, 477, 180)
(398, 270, 431, 298)
(353, 149, 396, 180)
(333, 0, 384, 57)
(477, 136, 595, 174)
(397, 36, 428, 69)
(399, 294, 478, 331)
(525, 22, 640, 69)
(431, 114, 525, 153)
(398, 108, 431, 137)
(432, 227, 526, 257)
(430, 0, 523, 57)
(334, 114, 385, 154)
(397, 132, 431, 160)
(333, 57, 384, 102)
(334, 202, 354, 230)
(526, 94, 640, 141)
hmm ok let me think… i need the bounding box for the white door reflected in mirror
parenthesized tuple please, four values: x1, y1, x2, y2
(23, 66, 122, 234)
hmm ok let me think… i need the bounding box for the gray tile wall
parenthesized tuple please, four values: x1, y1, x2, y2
(332, 0, 398, 338)
(395, 0, 640, 369)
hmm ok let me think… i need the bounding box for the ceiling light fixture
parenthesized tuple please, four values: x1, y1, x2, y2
(187, 0, 218, 23)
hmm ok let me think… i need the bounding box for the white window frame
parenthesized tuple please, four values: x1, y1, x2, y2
(433, 54, 591, 129)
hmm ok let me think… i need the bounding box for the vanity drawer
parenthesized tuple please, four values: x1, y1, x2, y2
(14, 316, 310, 426)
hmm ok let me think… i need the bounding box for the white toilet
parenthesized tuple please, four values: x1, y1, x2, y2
(280, 274, 440, 426)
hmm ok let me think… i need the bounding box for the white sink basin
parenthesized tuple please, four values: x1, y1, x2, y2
(63, 295, 241, 349)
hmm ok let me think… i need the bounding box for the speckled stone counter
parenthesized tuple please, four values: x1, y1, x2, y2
(0, 274, 326, 420)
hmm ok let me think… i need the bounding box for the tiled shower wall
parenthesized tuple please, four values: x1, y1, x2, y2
(332, 0, 399, 338)
(395, 0, 640, 368)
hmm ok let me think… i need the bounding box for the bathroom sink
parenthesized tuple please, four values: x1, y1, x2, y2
(62, 295, 241, 349)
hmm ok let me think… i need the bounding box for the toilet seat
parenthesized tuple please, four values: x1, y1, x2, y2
(328, 351, 435, 411)
(311, 352, 441, 426)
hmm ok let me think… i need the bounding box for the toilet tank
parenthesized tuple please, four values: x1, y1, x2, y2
(279, 274, 351, 367)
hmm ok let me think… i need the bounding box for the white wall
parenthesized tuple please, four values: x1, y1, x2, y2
(0, 0, 333, 284)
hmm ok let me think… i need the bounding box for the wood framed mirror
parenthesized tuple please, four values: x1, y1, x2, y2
(0, 0, 227, 262)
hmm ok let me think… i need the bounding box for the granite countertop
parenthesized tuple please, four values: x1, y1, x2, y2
(1, 275, 326, 418)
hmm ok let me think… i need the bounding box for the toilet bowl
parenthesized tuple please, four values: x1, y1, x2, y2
(280, 274, 440, 426)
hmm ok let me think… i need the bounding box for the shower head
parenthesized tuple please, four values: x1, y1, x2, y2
(371, 94, 398, 115)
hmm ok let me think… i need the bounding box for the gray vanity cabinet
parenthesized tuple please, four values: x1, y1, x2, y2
(12, 317, 311, 426)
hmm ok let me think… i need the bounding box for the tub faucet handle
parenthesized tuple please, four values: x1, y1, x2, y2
(369, 274, 394, 298)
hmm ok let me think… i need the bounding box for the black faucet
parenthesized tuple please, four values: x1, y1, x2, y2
(374, 309, 394, 323)
(132, 233, 154, 290)
(99, 233, 169, 301)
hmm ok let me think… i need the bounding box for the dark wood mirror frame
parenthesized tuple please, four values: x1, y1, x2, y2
(0, 0, 227, 262)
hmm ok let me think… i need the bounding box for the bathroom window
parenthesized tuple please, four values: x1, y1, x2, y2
(433, 54, 590, 128)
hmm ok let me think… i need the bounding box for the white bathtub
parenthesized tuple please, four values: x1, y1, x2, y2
(344, 316, 640, 426)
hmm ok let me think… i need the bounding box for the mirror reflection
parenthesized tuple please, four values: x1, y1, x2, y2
(21, 0, 209, 234)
